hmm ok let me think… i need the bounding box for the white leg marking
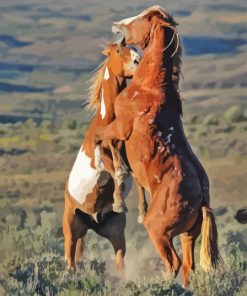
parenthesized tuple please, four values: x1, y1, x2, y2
(94, 145, 105, 171)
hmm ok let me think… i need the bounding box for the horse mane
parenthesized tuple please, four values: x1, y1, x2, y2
(84, 58, 108, 112)
(145, 6, 183, 114)
(141, 6, 182, 83)
(148, 6, 182, 71)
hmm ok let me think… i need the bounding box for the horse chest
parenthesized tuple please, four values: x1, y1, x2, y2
(68, 146, 109, 205)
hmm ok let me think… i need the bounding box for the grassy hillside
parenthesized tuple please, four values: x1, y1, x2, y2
(0, 0, 246, 295)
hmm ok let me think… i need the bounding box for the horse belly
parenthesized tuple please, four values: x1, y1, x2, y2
(68, 146, 109, 205)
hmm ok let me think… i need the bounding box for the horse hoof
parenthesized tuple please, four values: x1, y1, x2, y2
(138, 215, 144, 224)
(91, 212, 99, 223)
(75, 262, 85, 274)
(66, 265, 76, 274)
(113, 203, 128, 213)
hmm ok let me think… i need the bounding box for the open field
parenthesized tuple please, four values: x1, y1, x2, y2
(0, 0, 246, 295)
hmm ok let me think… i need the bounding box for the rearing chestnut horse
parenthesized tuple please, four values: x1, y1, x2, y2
(95, 6, 220, 286)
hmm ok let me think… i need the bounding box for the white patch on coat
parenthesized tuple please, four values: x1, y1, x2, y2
(68, 147, 99, 204)
(165, 133, 173, 144)
(158, 145, 165, 153)
(154, 175, 162, 184)
(133, 91, 139, 97)
(68, 146, 110, 205)
(100, 87, 106, 119)
(104, 66, 110, 80)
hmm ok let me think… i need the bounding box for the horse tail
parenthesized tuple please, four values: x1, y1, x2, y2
(200, 206, 220, 271)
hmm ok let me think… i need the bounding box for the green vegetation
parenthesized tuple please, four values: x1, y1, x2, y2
(0, 0, 247, 294)
(0, 113, 247, 295)
(0, 211, 246, 295)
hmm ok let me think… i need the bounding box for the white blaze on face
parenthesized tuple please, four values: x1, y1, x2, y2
(68, 146, 109, 205)
(116, 6, 168, 26)
(118, 15, 139, 25)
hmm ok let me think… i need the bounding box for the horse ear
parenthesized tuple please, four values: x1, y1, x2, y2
(156, 15, 171, 27)
(102, 48, 110, 56)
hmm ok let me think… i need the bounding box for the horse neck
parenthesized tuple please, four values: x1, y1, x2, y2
(134, 25, 181, 114)
(135, 25, 177, 93)
(97, 66, 126, 124)
(83, 67, 126, 156)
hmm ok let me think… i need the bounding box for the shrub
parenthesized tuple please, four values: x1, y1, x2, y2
(224, 105, 245, 123)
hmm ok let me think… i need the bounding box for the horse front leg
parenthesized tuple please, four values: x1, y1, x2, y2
(94, 118, 132, 173)
(94, 118, 133, 173)
(107, 140, 128, 213)
(135, 178, 148, 223)
(94, 118, 133, 213)
(94, 117, 133, 144)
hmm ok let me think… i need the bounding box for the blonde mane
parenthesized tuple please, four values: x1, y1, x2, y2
(84, 58, 108, 111)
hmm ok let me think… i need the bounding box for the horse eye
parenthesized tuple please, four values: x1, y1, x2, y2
(116, 49, 120, 53)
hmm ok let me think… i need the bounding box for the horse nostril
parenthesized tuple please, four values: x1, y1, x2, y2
(134, 59, 139, 65)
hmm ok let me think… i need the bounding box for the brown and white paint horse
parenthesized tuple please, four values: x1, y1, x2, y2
(94, 6, 220, 286)
(63, 43, 146, 271)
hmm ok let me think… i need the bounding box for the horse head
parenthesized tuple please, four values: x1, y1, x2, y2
(102, 43, 141, 78)
(112, 6, 182, 96)
(85, 43, 141, 112)
(112, 5, 178, 50)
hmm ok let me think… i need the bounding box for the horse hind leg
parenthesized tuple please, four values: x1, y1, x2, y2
(63, 204, 88, 271)
(135, 178, 148, 224)
(180, 211, 202, 286)
(75, 237, 86, 271)
(144, 215, 181, 275)
(97, 213, 126, 272)
(63, 210, 77, 271)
